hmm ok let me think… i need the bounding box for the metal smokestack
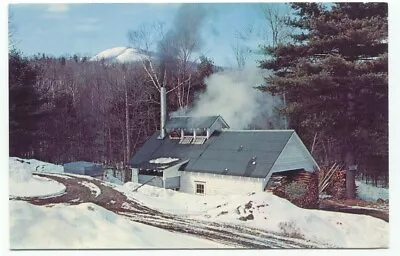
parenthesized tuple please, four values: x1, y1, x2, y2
(159, 87, 167, 139)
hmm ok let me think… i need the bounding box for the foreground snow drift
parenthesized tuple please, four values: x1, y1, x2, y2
(10, 201, 225, 249)
(120, 182, 389, 248)
(9, 158, 65, 198)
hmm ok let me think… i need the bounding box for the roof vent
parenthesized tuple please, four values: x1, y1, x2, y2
(238, 145, 244, 152)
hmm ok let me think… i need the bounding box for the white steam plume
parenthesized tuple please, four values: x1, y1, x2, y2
(176, 67, 284, 130)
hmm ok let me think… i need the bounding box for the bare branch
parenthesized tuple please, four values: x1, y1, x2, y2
(167, 75, 191, 94)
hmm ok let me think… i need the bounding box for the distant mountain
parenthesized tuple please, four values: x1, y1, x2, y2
(90, 47, 150, 63)
(90, 47, 221, 72)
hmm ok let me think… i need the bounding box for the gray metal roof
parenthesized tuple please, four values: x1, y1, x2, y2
(165, 115, 229, 130)
(129, 130, 294, 178)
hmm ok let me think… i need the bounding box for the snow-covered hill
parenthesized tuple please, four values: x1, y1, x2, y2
(90, 46, 149, 63)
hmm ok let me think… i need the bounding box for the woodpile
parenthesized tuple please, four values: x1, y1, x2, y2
(265, 175, 287, 192)
(294, 171, 313, 184)
(318, 164, 347, 200)
(266, 170, 319, 209)
(319, 163, 341, 194)
(266, 170, 314, 191)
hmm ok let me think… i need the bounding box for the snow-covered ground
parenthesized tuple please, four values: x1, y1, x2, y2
(120, 182, 389, 248)
(79, 181, 101, 197)
(103, 169, 124, 185)
(9, 158, 65, 198)
(10, 201, 225, 249)
(356, 180, 389, 201)
(8, 157, 389, 249)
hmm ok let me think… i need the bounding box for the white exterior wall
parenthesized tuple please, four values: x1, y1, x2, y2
(162, 161, 188, 179)
(131, 168, 139, 183)
(179, 171, 263, 195)
(271, 133, 318, 173)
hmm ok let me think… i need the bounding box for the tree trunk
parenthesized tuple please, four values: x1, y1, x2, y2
(345, 151, 356, 199)
(125, 85, 130, 166)
(345, 90, 357, 199)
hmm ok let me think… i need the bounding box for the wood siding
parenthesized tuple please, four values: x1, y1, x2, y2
(179, 171, 263, 195)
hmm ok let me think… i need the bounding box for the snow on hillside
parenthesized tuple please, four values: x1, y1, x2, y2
(120, 182, 389, 248)
(90, 47, 148, 63)
(9, 158, 65, 198)
(10, 201, 225, 249)
(356, 180, 389, 201)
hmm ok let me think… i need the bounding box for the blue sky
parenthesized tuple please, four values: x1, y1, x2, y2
(9, 3, 288, 67)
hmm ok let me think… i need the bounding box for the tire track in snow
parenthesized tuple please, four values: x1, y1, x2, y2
(79, 181, 101, 197)
(18, 173, 322, 249)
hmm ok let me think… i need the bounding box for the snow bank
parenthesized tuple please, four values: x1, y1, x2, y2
(149, 157, 179, 164)
(9, 158, 66, 198)
(119, 183, 389, 248)
(119, 182, 230, 215)
(202, 192, 388, 248)
(10, 201, 225, 249)
(103, 169, 124, 185)
(356, 180, 389, 201)
(10, 157, 64, 174)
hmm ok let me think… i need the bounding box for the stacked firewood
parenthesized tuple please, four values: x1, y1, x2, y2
(266, 171, 319, 209)
(318, 164, 346, 200)
(265, 175, 287, 192)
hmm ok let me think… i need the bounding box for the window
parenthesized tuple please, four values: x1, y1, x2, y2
(195, 183, 205, 194)
(192, 137, 207, 145)
(168, 130, 181, 140)
(179, 136, 193, 144)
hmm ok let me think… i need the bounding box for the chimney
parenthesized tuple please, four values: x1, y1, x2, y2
(158, 87, 167, 139)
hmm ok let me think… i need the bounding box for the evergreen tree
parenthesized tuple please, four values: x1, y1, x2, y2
(259, 3, 388, 197)
(9, 50, 48, 157)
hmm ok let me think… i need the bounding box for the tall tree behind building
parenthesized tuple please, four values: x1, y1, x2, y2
(258, 3, 388, 196)
(9, 50, 49, 157)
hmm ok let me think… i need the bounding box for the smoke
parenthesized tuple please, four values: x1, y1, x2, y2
(158, 4, 212, 63)
(175, 67, 285, 130)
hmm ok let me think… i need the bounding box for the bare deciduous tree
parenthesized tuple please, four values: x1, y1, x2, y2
(260, 4, 293, 46)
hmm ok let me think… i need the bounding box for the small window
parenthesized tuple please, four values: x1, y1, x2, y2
(192, 137, 207, 145)
(169, 130, 181, 140)
(179, 136, 193, 144)
(195, 183, 205, 194)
